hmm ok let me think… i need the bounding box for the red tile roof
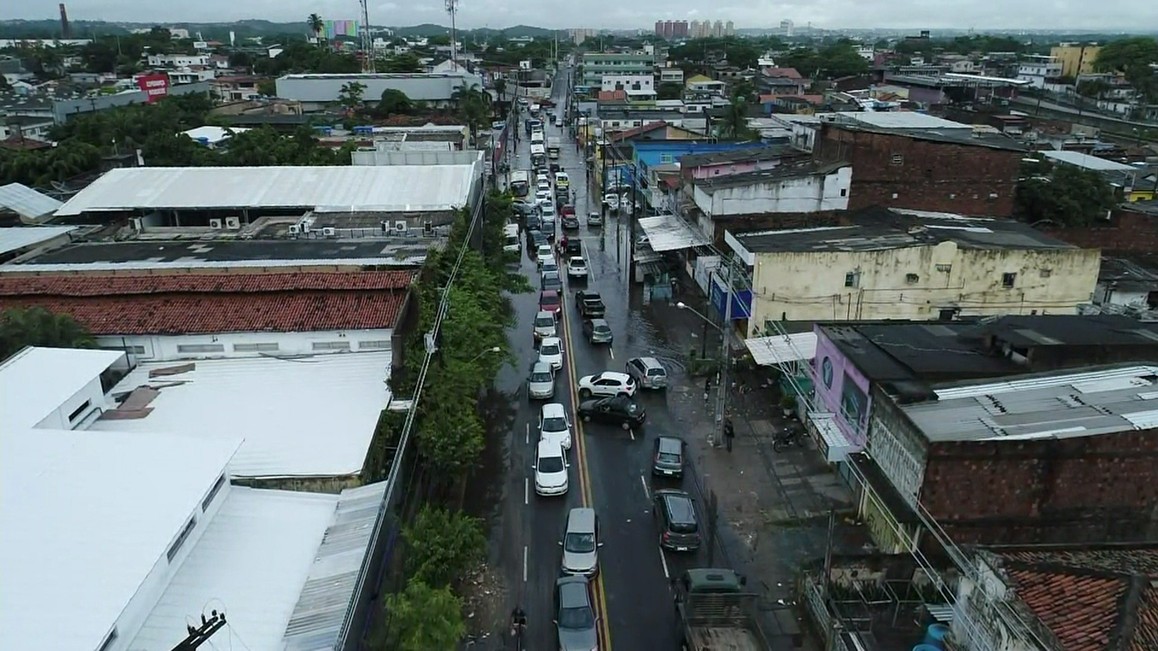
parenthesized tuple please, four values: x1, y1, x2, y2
(993, 547, 1158, 651)
(0, 271, 415, 335)
(764, 67, 803, 79)
(597, 90, 627, 101)
(610, 121, 668, 142)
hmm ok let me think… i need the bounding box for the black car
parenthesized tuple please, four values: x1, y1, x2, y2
(577, 395, 645, 430)
(526, 214, 543, 231)
(653, 489, 701, 552)
(528, 229, 548, 253)
(549, 162, 562, 174)
(561, 215, 580, 230)
(565, 239, 583, 256)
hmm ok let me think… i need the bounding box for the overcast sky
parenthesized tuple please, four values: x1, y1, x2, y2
(12, 0, 1155, 32)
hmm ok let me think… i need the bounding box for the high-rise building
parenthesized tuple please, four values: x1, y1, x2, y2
(654, 20, 664, 37)
(713, 20, 724, 38)
(780, 20, 794, 37)
(724, 21, 734, 36)
(673, 20, 689, 38)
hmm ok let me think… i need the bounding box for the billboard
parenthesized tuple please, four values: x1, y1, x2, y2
(135, 74, 170, 103)
(323, 20, 361, 40)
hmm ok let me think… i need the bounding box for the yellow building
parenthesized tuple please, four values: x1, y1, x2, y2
(726, 208, 1099, 333)
(1050, 43, 1101, 78)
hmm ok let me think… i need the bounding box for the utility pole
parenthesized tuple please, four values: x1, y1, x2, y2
(171, 611, 227, 651)
(712, 260, 733, 447)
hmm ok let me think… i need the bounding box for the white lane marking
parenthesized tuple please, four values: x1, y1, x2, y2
(523, 545, 529, 582)
(639, 474, 650, 499)
(525, 477, 530, 505)
(608, 347, 615, 360)
(526, 422, 530, 445)
(658, 544, 671, 579)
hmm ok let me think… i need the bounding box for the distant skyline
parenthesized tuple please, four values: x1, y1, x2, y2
(9, 0, 1158, 33)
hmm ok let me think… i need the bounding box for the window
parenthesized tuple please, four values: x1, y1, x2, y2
(844, 272, 860, 288)
(840, 188, 848, 197)
(67, 400, 92, 423)
(935, 264, 952, 273)
(177, 343, 225, 354)
(359, 340, 392, 350)
(1040, 269, 1052, 278)
(660, 154, 674, 163)
(890, 153, 904, 165)
(233, 342, 279, 352)
(101, 344, 146, 355)
(1002, 272, 1017, 288)
(202, 474, 227, 512)
(312, 341, 351, 351)
(97, 628, 118, 651)
(167, 517, 197, 562)
(905, 273, 919, 284)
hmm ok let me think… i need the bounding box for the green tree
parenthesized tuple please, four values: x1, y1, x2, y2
(379, 581, 465, 651)
(715, 97, 756, 141)
(376, 88, 414, 116)
(657, 81, 683, 100)
(338, 81, 367, 113)
(403, 506, 486, 587)
(1014, 160, 1117, 227)
(451, 83, 490, 146)
(493, 77, 508, 103)
(256, 79, 277, 96)
(307, 13, 325, 44)
(0, 307, 96, 361)
(382, 53, 423, 73)
(1094, 37, 1158, 101)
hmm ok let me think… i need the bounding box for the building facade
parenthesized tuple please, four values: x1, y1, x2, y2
(600, 74, 655, 100)
(1050, 43, 1101, 77)
(275, 72, 484, 108)
(579, 53, 655, 87)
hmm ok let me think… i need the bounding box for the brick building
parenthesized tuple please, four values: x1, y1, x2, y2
(1042, 200, 1158, 253)
(813, 118, 1025, 217)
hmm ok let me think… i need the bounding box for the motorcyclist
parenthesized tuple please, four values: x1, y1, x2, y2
(510, 606, 528, 637)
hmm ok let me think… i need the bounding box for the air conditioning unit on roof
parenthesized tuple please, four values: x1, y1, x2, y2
(225, 216, 241, 229)
(209, 218, 223, 229)
(289, 225, 301, 235)
(393, 220, 407, 233)
(322, 227, 336, 237)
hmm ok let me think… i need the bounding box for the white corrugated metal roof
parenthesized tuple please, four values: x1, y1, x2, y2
(745, 333, 818, 366)
(0, 226, 75, 256)
(130, 486, 339, 651)
(0, 182, 64, 221)
(0, 347, 123, 430)
(91, 352, 393, 478)
(835, 111, 970, 130)
(182, 125, 250, 144)
(1041, 150, 1136, 172)
(637, 214, 710, 252)
(55, 165, 480, 216)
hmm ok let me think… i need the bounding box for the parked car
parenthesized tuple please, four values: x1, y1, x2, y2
(513, 200, 539, 216)
(602, 193, 620, 211)
(560, 507, 601, 577)
(555, 576, 598, 650)
(576, 371, 637, 398)
(653, 489, 701, 551)
(528, 361, 556, 400)
(538, 336, 565, 370)
(535, 439, 569, 497)
(587, 211, 603, 228)
(652, 435, 685, 478)
(539, 290, 562, 317)
(536, 244, 555, 267)
(533, 310, 558, 340)
(539, 402, 573, 450)
(541, 270, 563, 292)
(577, 395, 646, 430)
(626, 356, 668, 390)
(567, 256, 588, 279)
(582, 318, 613, 344)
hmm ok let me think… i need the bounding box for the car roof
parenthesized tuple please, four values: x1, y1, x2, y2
(569, 256, 585, 263)
(541, 290, 559, 299)
(596, 371, 631, 382)
(567, 507, 596, 531)
(538, 438, 564, 456)
(590, 318, 609, 327)
(556, 575, 590, 604)
(535, 310, 555, 320)
(531, 360, 552, 372)
(657, 436, 683, 454)
(657, 490, 696, 519)
(542, 402, 567, 418)
(633, 356, 663, 369)
(541, 336, 561, 346)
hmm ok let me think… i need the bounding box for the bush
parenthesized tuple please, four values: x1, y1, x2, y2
(403, 505, 486, 588)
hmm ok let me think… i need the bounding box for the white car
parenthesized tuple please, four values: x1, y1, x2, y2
(540, 203, 557, 225)
(577, 371, 637, 399)
(602, 193, 620, 211)
(536, 189, 553, 205)
(538, 337, 565, 370)
(567, 256, 588, 279)
(539, 402, 573, 450)
(537, 181, 552, 194)
(534, 439, 569, 496)
(542, 258, 560, 276)
(536, 244, 555, 267)
(536, 173, 550, 185)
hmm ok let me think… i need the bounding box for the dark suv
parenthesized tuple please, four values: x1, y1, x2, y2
(653, 489, 701, 552)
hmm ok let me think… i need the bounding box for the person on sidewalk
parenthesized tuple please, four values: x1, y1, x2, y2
(724, 418, 735, 452)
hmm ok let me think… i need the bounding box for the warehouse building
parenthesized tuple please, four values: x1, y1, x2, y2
(275, 72, 485, 110)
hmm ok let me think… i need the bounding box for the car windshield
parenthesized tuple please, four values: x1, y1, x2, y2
(541, 343, 561, 356)
(535, 316, 555, 327)
(543, 416, 567, 431)
(594, 324, 611, 333)
(658, 452, 681, 463)
(531, 371, 552, 382)
(648, 368, 666, 377)
(539, 456, 565, 473)
(564, 532, 596, 553)
(559, 605, 595, 630)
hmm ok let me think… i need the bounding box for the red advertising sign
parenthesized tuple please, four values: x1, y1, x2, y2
(136, 74, 170, 103)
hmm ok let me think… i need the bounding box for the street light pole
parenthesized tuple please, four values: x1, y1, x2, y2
(712, 261, 734, 448)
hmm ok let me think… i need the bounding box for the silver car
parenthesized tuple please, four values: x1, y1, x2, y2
(556, 575, 599, 651)
(533, 310, 557, 340)
(528, 361, 556, 400)
(561, 507, 601, 577)
(626, 356, 668, 390)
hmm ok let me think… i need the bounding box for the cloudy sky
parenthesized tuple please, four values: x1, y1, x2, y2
(12, 0, 1155, 31)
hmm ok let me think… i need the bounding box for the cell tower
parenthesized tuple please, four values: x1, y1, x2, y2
(358, 0, 375, 73)
(59, 3, 71, 39)
(446, 0, 459, 68)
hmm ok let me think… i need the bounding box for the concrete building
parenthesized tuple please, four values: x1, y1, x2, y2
(0, 184, 65, 224)
(1050, 43, 1102, 78)
(0, 347, 386, 651)
(1016, 55, 1064, 88)
(600, 74, 655, 100)
(725, 207, 1099, 331)
(659, 67, 684, 85)
(685, 74, 727, 95)
(146, 53, 210, 68)
(0, 226, 74, 261)
(679, 144, 811, 181)
(812, 113, 1026, 217)
(578, 52, 655, 87)
(275, 72, 484, 109)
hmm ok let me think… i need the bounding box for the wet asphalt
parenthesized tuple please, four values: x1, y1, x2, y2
(486, 69, 720, 651)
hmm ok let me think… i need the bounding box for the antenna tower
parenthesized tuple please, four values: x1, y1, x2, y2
(445, 0, 459, 68)
(358, 0, 375, 72)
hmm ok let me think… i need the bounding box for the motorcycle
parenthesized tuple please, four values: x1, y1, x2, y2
(772, 423, 805, 452)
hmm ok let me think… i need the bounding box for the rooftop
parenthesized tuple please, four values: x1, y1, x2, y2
(7, 238, 433, 271)
(0, 271, 414, 335)
(828, 111, 970, 131)
(678, 144, 805, 169)
(903, 365, 1158, 443)
(182, 124, 250, 145)
(981, 544, 1158, 651)
(278, 72, 478, 81)
(0, 347, 123, 429)
(0, 225, 74, 255)
(695, 160, 850, 194)
(1041, 149, 1138, 173)
(1099, 257, 1158, 291)
(55, 165, 480, 217)
(731, 207, 1073, 254)
(90, 353, 393, 478)
(0, 182, 64, 221)
(824, 117, 1027, 153)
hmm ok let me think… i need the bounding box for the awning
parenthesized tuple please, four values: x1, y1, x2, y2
(745, 333, 817, 366)
(637, 214, 710, 252)
(807, 412, 854, 463)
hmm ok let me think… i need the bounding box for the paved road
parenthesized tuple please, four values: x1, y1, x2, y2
(492, 68, 723, 651)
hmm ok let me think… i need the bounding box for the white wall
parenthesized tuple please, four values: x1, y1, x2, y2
(1095, 283, 1150, 307)
(600, 74, 654, 93)
(97, 329, 394, 366)
(693, 166, 852, 217)
(147, 54, 210, 67)
(34, 376, 109, 431)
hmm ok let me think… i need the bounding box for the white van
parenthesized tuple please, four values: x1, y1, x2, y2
(502, 224, 520, 252)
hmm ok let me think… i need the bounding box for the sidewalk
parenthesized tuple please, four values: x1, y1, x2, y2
(642, 297, 869, 648)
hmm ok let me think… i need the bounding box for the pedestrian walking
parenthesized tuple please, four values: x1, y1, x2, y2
(724, 418, 735, 452)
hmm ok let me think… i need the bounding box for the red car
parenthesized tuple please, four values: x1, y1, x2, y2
(539, 290, 562, 316)
(561, 204, 576, 217)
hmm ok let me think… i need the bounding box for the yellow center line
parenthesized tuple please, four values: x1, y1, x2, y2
(560, 288, 614, 651)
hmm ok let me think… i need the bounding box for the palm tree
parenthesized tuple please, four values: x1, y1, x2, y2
(307, 13, 325, 45)
(716, 93, 755, 141)
(0, 307, 95, 361)
(451, 83, 490, 145)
